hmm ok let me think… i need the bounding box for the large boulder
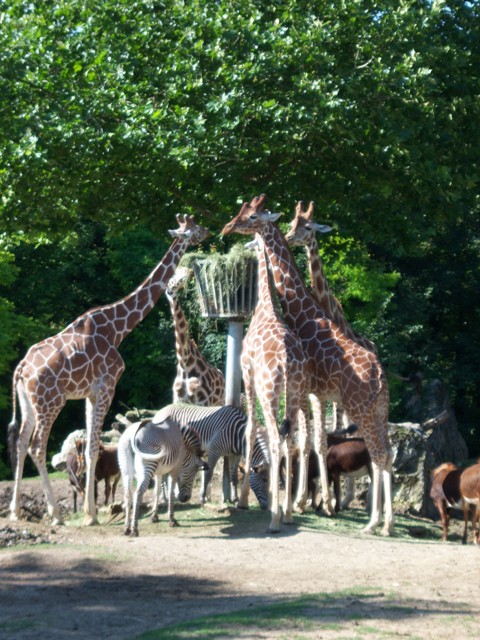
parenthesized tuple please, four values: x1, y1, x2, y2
(390, 378, 468, 517)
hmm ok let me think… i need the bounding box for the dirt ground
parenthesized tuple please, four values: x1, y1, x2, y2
(1, 475, 479, 640)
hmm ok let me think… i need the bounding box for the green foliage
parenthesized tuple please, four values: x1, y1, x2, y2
(0, 0, 479, 458)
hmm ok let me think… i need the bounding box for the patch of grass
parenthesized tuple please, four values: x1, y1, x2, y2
(134, 589, 424, 640)
(0, 618, 37, 632)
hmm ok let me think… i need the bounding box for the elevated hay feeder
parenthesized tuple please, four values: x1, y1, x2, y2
(181, 244, 258, 407)
(185, 244, 258, 320)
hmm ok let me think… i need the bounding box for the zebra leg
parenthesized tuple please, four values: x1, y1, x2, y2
(229, 455, 242, 503)
(199, 451, 217, 504)
(167, 474, 179, 528)
(151, 474, 161, 523)
(131, 468, 154, 537)
(222, 456, 232, 503)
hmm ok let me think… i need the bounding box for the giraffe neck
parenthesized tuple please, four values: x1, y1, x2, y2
(304, 237, 338, 318)
(253, 235, 278, 320)
(305, 234, 377, 353)
(72, 237, 188, 346)
(260, 223, 318, 325)
(165, 288, 191, 370)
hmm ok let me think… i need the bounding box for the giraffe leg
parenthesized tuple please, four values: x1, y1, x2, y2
(30, 446, 64, 525)
(281, 436, 295, 526)
(381, 452, 394, 536)
(237, 377, 256, 510)
(311, 396, 334, 516)
(9, 420, 34, 521)
(84, 386, 117, 526)
(363, 461, 382, 534)
(27, 401, 65, 525)
(9, 381, 37, 520)
(266, 424, 282, 532)
(293, 406, 309, 513)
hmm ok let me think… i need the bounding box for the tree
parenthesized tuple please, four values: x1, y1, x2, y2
(1, 0, 479, 467)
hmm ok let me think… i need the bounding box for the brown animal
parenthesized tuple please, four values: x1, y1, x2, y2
(282, 432, 372, 512)
(430, 461, 480, 544)
(65, 440, 86, 513)
(66, 440, 120, 512)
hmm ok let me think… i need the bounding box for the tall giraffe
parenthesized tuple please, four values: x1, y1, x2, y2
(285, 201, 377, 354)
(222, 195, 393, 535)
(285, 200, 380, 509)
(165, 267, 225, 406)
(238, 233, 310, 532)
(8, 215, 209, 526)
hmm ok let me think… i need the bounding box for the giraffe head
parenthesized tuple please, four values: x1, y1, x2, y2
(221, 194, 281, 236)
(284, 201, 332, 247)
(166, 266, 194, 297)
(169, 214, 210, 245)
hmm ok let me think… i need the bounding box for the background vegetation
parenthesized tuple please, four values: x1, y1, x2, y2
(1, 0, 479, 475)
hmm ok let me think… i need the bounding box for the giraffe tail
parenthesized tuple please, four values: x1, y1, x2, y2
(279, 418, 291, 440)
(7, 366, 20, 469)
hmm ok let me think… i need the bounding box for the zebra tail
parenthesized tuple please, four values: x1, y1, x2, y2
(131, 420, 166, 462)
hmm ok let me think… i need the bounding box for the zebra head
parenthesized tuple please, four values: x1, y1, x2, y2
(177, 425, 209, 503)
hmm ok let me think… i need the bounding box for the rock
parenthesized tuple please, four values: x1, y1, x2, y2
(354, 379, 469, 518)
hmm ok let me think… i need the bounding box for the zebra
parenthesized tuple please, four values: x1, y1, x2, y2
(117, 416, 208, 537)
(152, 403, 270, 510)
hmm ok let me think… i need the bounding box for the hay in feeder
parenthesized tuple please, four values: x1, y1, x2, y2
(180, 244, 258, 320)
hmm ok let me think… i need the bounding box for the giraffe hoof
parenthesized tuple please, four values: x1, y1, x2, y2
(293, 501, 306, 514)
(83, 516, 99, 527)
(361, 524, 377, 535)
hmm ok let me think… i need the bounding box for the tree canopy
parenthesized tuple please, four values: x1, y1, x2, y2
(1, 0, 479, 470)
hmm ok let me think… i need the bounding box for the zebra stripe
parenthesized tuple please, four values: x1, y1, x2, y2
(153, 403, 270, 509)
(118, 417, 207, 536)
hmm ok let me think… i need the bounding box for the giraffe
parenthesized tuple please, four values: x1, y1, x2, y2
(222, 195, 394, 535)
(7, 214, 209, 526)
(165, 267, 225, 406)
(285, 201, 377, 354)
(237, 233, 310, 531)
(285, 200, 378, 509)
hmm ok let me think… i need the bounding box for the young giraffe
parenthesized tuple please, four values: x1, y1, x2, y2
(285, 201, 378, 509)
(165, 267, 225, 406)
(8, 214, 209, 526)
(238, 233, 310, 532)
(222, 195, 394, 535)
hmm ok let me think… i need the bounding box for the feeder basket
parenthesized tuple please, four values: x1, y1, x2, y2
(191, 248, 258, 320)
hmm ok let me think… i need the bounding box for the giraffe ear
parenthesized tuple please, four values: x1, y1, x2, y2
(168, 228, 193, 238)
(311, 222, 332, 234)
(244, 239, 258, 251)
(258, 210, 282, 222)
